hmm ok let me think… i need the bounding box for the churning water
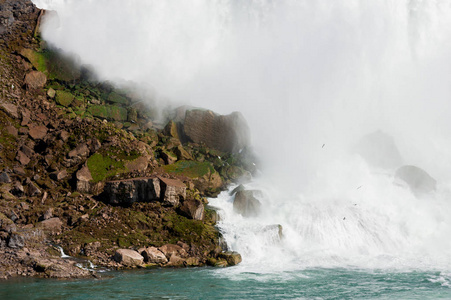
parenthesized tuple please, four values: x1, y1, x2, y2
(27, 0, 451, 297)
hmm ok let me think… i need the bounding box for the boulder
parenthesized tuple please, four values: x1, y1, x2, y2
(140, 246, 168, 264)
(104, 177, 160, 206)
(183, 109, 250, 154)
(233, 190, 262, 217)
(76, 165, 93, 193)
(28, 125, 48, 140)
(39, 217, 63, 233)
(166, 255, 186, 267)
(179, 199, 204, 220)
(0, 172, 11, 183)
(158, 176, 186, 206)
(0, 102, 18, 118)
(354, 131, 403, 169)
(158, 244, 187, 259)
(24, 71, 47, 90)
(55, 90, 74, 107)
(395, 165, 436, 195)
(8, 233, 24, 249)
(50, 169, 68, 181)
(218, 251, 242, 266)
(16, 150, 30, 165)
(114, 249, 143, 267)
(68, 143, 89, 158)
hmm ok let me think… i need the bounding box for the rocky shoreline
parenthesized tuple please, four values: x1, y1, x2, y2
(0, 0, 256, 279)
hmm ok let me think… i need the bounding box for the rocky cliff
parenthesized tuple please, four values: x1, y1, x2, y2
(0, 0, 256, 279)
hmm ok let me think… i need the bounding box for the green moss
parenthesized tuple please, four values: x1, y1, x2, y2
(87, 153, 126, 183)
(162, 160, 214, 178)
(88, 104, 127, 121)
(107, 92, 128, 105)
(55, 90, 74, 107)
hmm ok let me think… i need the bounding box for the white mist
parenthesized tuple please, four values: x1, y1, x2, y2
(33, 0, 451, 271)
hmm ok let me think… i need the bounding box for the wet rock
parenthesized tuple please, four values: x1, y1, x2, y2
(159, 176, 186, 206)
(233, 190, 262, 217)
(24, 71, 47, 90)
(354, 130, 403, 169)
(139, 247, 168, 264)
(28, 125, 48, 140)
(395, 165, 436, 195)
(218, 251, 242, 266)
(229, 184, 245, 196)
(114, 249, 143, 267)
(183, 109, 250, 153)
(0, 172, 11, 183)
(179, 198, 204, 220)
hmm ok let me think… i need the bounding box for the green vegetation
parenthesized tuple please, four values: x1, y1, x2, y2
(88, 104, 127, 121)
(55, 90, 74, 107)
(87, 153, 126, 183)
(163, 160, 215, 178)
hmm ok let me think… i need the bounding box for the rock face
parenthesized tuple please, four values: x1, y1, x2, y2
(395, 165, 436, 195)
(355, 131, 403, 169)
(179, 199, 204, 220)
(104, 177, 160, 206)
(233, 190, 262, 217)
(104, 176, 186, 206)
(114, 249, 144, 267)
(183, 110, 250, 154)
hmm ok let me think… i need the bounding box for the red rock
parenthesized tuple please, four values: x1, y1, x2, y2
(24, 71, 47, 90)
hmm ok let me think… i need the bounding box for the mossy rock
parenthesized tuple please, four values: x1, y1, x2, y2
(88, 105, 127, 121)
(87, 153, 127, 183)
(107, 92, 129, 105)
(55, 90, 74, 107)
(162, 160, 214, 179)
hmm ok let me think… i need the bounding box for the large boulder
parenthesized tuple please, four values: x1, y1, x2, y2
(183, 110, 250, 154)
(104, 177, 160, 206)
(395, 165, 436, 195)
(158, 244, 187, 259)
(158, 176, 186, 206)
(24, 71, 47, 90)
(233, 190, 262, 217)
(179, 199, 204, 220)
(114, 249, 144, 267)
(139, 247, 168, 264)
(218, 251, 242, 266)
(354, 131, 403, 169)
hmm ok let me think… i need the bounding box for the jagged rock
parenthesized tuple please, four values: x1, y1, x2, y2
(229, 184, 245, 196)
(0, 172, 11, 183)
(20, 145, 34, 158)
(139, 247, 168, 264)
(24, 70, 47, 90)
(21, 108, 30, 126)
(114, 249, 143, 267)
(68, 143, 89, 158)
(50, 170, 68, 181)
(76, 165, 93, 193)
(59, 130, 70, 142)
(159, 177, 186, 206)
(218, 251, 242, 266)
(5, 125, 17, 137)
(47, 88, 56, 98)
(174, 145, 192, 160)
(179, 199, 204, 220)
(42, 208, 53, 221)
(28, 125, 48, 140)
(39, 217, 63, 233)
(161, 150, 177, 165)
(104, 177, 160, 205)
(354, 131, 403, 169)
(233, 190, 262, 217)
(27, 181, 41, 196)
(183, 109, 250, 153)
(164, 120, 180, 140)
(0, 102, 18, 118)
(8, 233, 24, 249)
(395, 165, 436, 195)
(158, 244, 187, 259)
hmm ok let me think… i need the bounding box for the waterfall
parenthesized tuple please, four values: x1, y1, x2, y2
(33, 0, 451, 271)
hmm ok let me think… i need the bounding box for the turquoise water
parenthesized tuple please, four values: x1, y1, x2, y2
(1, 268, 450, 299)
